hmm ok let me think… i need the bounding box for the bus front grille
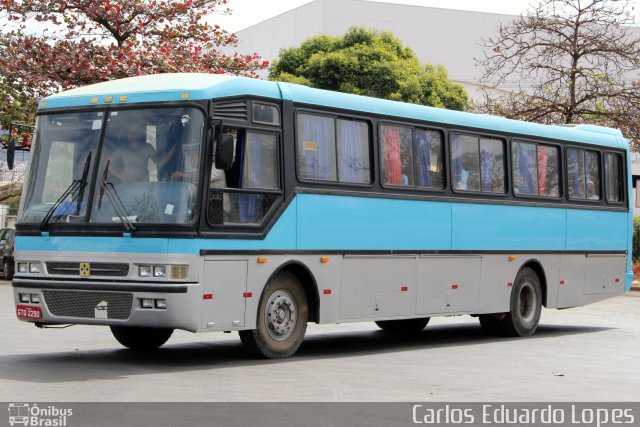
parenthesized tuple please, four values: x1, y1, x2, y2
(46, 262, 130, 277)
(42, 290, 133, 320)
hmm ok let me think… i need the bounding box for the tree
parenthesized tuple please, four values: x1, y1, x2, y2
(269, 27, 469, 111)
(0, 0, 269, 128)
(476, 0, 640, 147)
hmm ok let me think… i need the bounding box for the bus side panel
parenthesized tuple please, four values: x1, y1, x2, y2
(476, 255, 522, 313)
(416, 255, 481, 315)
(296, 194, 452, 250)
(339, 255, 417, 320)
(451, 204, 566, 250)
(200, 260, 248, 331)
(565, 210, 627, 251)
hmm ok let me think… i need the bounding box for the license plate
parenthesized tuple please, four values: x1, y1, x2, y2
(16, 305, 42, 320)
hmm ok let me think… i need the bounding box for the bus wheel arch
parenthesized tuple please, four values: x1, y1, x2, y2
(519, 259, 548, 307)
(268, 261, 320, 324)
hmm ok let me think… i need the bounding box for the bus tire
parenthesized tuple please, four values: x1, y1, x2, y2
(239, 271, 308, 359)
(478, 314, 504, 336)
(501, 267, 542, 337)
(3, 260, 14, 281)
(375, 317, 430, 333)
(110, 326, 173, 350)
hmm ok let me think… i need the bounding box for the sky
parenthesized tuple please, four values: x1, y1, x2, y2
(215, 0, 635, 32)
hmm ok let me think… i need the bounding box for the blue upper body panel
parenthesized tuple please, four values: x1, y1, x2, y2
(39, 73, 627, 150)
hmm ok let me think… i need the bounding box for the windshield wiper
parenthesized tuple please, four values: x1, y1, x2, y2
(98, 160, 136, 232)
(40, 151, 92, 230)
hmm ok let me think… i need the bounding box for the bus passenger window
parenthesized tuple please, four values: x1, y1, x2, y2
(568, 148, 600, 201)
(208, 128, 281, 226)
(297, 114, 337, 181)
(451, 134, 480, 191)
(381, 125, 413, 186)
(605, 153, 623, 203)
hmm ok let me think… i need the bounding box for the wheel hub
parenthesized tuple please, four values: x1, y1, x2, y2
(265, 290, 297, 341)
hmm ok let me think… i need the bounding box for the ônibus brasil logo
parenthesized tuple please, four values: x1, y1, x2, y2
(8, 403, 73, 426)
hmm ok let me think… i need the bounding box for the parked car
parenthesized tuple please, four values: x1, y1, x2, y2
(0, 227, 15, 280)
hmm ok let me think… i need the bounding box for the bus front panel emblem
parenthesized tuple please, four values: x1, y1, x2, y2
(79, 263, 91, 277)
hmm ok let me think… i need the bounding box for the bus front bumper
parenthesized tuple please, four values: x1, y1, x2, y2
(12, 278, 201, 332)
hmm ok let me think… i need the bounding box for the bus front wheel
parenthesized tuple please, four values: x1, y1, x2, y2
(375, 317, 430, 333)
(239, 271, 308, 359)
(501, 267, 542, 337)
(110, 326, 173, 350)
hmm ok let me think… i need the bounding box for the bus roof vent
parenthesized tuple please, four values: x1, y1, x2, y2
(213, 100, 248, 120)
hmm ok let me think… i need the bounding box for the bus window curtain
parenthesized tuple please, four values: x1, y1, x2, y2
(568, 149, 580, 198)
(239, 132, 262, 223)
(519, 143, 536, 194)
(451, 134, 463, 189)
(480, 148, 492, 192)
(537, 147, 548, 195)
(383, 126, 402, 185)
(338, 121, 368, 183)
(415, 129, 432, 187)
(301, 115, 335, 180)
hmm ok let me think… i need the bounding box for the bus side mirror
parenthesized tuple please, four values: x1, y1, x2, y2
(7, 137, 15, 170)
(215, 133, 234, 171)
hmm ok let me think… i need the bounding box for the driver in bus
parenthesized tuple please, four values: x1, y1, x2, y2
(107, 127, 174, 183)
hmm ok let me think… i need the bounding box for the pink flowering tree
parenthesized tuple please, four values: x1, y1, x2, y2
(0, 0, 268, 128)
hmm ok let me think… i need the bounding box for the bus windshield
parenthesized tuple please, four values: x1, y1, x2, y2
(19, 107, 205, 227)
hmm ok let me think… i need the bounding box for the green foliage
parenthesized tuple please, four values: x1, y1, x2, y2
(269, 27, 469, 111)
(634, 216, 640, 262)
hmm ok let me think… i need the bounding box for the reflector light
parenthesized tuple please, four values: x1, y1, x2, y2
(559, 280, 565, 285)
(323, 289, 332, 295)
(320, 256, 330, 263)
(400, 286, 408, 292)
(615, 278, 620, 283)
(203, 294, 213, 300)
(257, 257, 268, 264)
(451, 284, 458, 290)
(243, 292, 253, 298)
(507, 282, 513, 287)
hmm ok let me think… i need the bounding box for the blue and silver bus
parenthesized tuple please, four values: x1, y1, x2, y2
(12, 73, 632, 358)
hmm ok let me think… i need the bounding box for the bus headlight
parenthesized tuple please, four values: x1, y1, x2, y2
(138, 266, 151, 277)
(170, 265, 189, 280)
(153, 266, 166, 278)
(29, 263, 41, 274)
(18, 263, 28, 273)
(19, 293, 30, 303)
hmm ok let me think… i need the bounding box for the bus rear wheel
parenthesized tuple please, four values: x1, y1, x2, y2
(501, 267, 542, 337)
(375, 317, 430, 333)
(110, 326, 173, 350)
(239, 271, 308, 359)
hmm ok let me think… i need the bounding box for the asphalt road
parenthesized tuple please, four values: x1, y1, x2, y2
(1, 280, 639, 402)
